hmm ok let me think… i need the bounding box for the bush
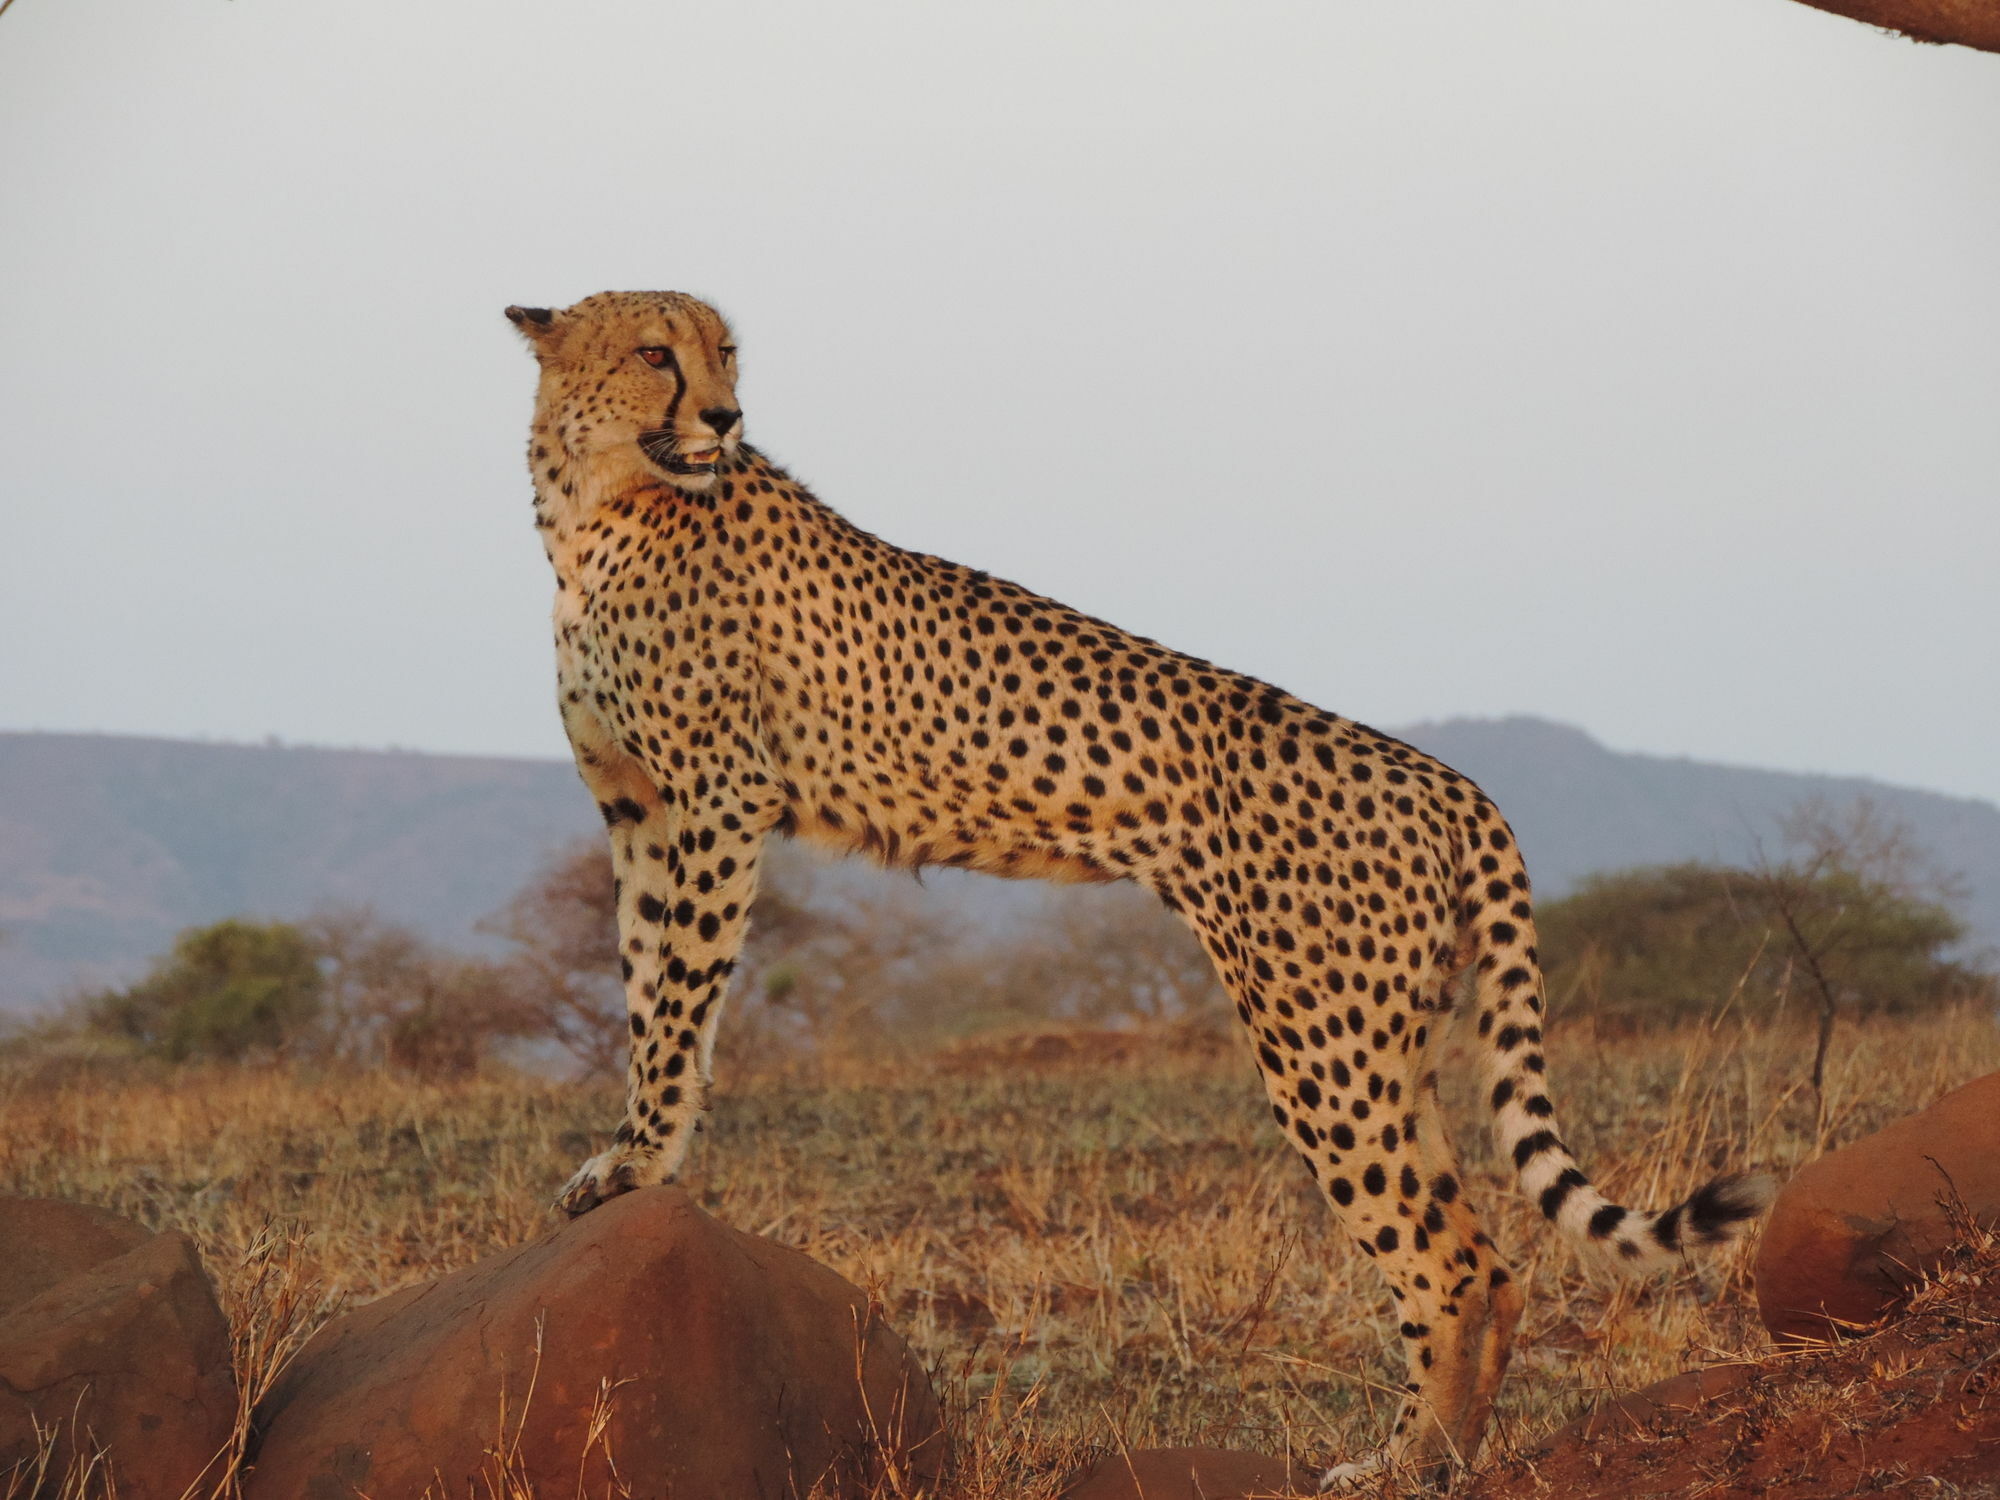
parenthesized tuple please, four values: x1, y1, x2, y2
(70, 912, 540, 1077)
(84, 918, 325, 1061)
(475, 841, 626, 1074)
(1537, 860, 1992, 1025)
(310, 910, 544, 1078)
(478, 838, 1227, 1064)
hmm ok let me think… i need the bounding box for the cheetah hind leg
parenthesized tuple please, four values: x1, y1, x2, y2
(1318, 1451, 1390, 1492)
(1216, 973, 1520, 1483)
(1316, 1255, 1522, 1491)
(1316, 1088, 1524, 1490)
(1315, 1269, 1518, 1492)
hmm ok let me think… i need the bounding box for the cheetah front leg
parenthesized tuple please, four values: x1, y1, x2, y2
(556, 772, 769, 1217)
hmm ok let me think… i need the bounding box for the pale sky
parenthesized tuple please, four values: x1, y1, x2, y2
(3, 1, 1997, 804)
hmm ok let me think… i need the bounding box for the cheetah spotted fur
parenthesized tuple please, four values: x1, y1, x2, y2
(505, 291, 1773, 1481)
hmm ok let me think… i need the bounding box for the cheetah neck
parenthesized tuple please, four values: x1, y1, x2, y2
(532, 446, 656, 543)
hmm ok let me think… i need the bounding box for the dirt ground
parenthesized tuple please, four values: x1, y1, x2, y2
(1469, 1228, 2000, 1500)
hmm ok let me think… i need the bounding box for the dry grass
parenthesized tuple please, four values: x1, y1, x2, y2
(2, 1005, 1996, 1498)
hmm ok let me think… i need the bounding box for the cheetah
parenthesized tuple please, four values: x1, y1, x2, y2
(505, 291, 1773, 1482)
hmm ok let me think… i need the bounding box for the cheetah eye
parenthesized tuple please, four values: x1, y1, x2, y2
(718, 345, 736, 362)
(637, 347, 675, 369)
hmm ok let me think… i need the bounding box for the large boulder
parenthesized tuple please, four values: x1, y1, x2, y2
(1755, 1070, 2000, 1343)
(245, 1187, 945, 1500)
(0, 1198, 237, 1500)
(1060, 1447, 1305, 1499)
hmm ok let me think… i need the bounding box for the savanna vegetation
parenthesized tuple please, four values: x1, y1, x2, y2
(2, 799, 1996, 1497)
(4, 1009, 1997, 1498)
(27, 799, 1992, 1078)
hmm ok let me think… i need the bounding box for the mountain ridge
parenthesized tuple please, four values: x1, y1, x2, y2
(3, 719, 1994, 1012)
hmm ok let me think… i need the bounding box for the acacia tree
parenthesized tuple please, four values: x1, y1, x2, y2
(1746, 798, 1983, 1132)
(478, 841, 627, 1075)
(483, 835, 1238, 1066)
(958, 886, 1222, 1029)
(309, 909, 543, 1078)
(479, 837, 934, 1066)
(1536, 798, 1993, 1136)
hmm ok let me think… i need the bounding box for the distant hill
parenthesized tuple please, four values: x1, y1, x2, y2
(0, 733, 594, 1011)
(2, 720, 1995, 1012)
(1398, 717, 2000, 950)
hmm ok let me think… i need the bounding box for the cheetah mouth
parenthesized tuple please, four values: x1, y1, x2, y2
(637, 431, 723, 477)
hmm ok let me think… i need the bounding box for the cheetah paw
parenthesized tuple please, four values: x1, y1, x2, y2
(1317, 1452, 1389, 1492)
(555, 1143, 668, 1217)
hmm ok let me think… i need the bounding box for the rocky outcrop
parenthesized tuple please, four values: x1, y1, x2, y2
(245, 1186, 945, 1499)
(1472, 1229, 2000, 1499)
(1754, 1071, 2000, 1342)
(1060, 1447, 1305, 1499)
(0, 1198, 237, 1500)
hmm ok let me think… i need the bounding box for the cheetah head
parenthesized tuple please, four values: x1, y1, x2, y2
(506, 291, 742, 496)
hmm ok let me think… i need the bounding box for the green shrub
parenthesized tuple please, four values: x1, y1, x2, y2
(85, 918, 325, 1061)
(1536, 861, 1990, 1025)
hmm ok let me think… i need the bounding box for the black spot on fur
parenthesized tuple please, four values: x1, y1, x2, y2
(1652, 1204, 1685, 1251)
(1537, 1167, 1587, 1221)
(1512, 1130, 1560, 1169)
(1588, 1204, 1627, 1239)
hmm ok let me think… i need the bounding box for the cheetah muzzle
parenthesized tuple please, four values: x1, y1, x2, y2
(505, 289, 1774, 1484)
(638, 427, 722, 478)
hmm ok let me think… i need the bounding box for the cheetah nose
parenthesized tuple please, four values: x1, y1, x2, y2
(700, 407, 741, 436)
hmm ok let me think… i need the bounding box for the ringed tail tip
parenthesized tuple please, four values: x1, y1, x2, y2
(1675, 1170, 1777, 1249)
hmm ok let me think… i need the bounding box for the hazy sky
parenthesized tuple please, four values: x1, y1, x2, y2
(3, 1, 1996, 804)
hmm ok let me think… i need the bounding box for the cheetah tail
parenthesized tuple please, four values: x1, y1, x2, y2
(1468, 873, 1775, 1273)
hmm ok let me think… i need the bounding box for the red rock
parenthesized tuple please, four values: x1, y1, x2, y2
(1550, 1363, 1757, 1444)
(1060, 1447, 1305, 1499)
(1755, 1071, 2000, 1342)
(0, 1199, 150, 1311)
(245, 1187, 944, 1500)
(0, 1198, 237, 1500)
(1474, 1239, 2000, 1499)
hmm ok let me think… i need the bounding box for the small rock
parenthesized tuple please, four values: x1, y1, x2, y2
(1755, 1070, 2000, 1342)
(0, 1198, 238, 1500)
(1060, 1447, 1305, 1499)
(245, 1186, 945, 1500)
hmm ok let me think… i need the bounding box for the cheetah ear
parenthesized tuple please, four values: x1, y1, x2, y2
(504, 304, 562, 351)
